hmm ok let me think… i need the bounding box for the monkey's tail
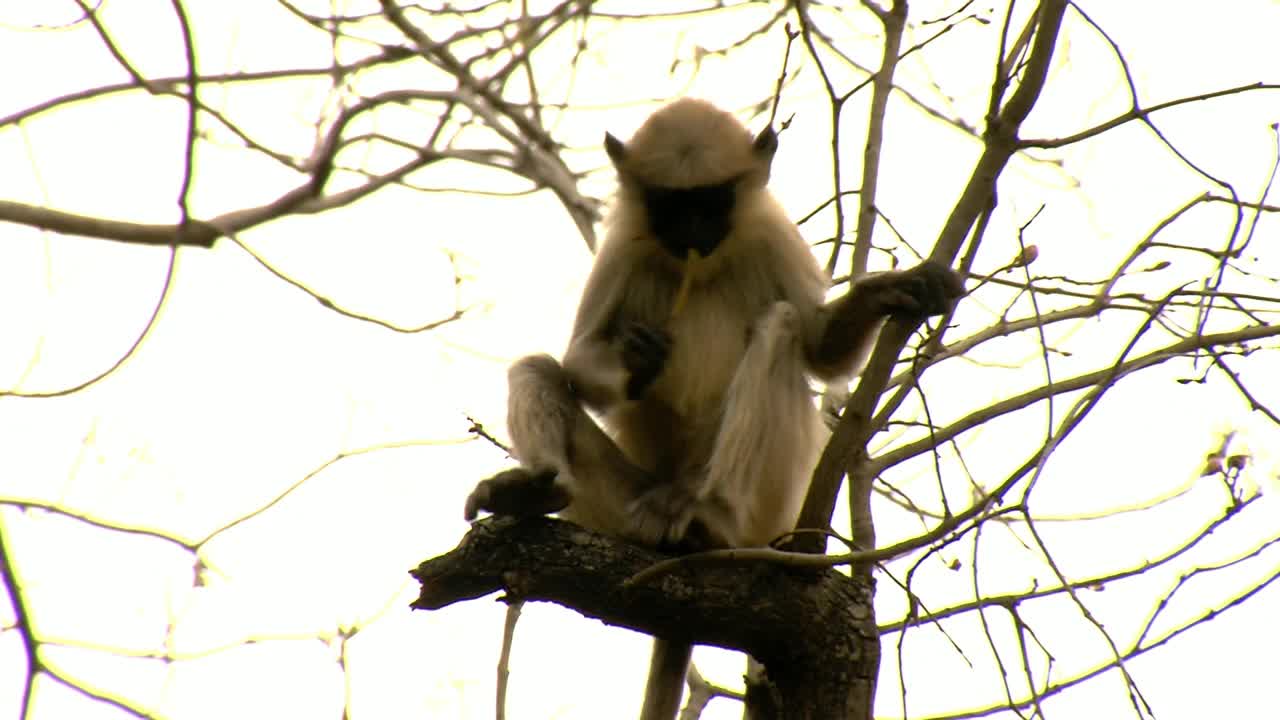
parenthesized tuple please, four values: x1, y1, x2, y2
(638, 638, 692, 720)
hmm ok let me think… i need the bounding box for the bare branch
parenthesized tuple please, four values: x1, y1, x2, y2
(874, 322, 1280, 473)
(0, 518, 38, 720)
(1020, 82, 1280, 149)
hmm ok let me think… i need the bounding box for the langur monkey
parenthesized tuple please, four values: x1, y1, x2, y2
(465, 98, 962, 719)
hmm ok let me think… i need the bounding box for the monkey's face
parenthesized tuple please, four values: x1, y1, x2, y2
(642, 181, 736, 259)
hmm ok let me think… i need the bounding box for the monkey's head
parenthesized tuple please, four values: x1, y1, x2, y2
(605, 98, 777, 260)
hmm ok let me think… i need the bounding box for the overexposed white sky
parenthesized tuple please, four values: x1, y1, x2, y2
(2, 1, 1279, 719)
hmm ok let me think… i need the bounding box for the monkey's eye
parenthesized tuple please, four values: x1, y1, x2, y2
(642, 181, 739, 258)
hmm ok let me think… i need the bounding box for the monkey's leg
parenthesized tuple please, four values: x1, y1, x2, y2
(636, 306, 814, 720)
(624, 302, 818, 548)
(465, 354, 654, 529)
(702, 301, 819, 547)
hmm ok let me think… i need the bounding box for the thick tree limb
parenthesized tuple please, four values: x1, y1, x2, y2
(796, 0, 1069, 554)
(413, 517, 880, 719)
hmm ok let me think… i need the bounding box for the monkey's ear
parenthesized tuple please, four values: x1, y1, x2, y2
(752, 128, 778, 159)
(749, 128, 778, 185)
(604, 132, 628, 168)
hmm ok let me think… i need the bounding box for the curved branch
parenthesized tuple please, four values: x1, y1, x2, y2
(1020, 82, 1280, 149)
(873, 322, 1280, 473)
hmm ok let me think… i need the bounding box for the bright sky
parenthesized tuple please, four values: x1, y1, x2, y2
(1, 1, 1279, 719)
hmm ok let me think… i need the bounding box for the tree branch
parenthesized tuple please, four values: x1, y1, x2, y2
(413, 517, 879, 718)
(795, 0, 1069, 553)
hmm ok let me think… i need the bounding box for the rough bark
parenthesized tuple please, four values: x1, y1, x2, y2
(413, 516, 879, 719)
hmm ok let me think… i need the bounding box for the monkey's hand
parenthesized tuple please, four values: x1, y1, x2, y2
(625, 481, 699, 547)
(464, 468, 572, 521)
(863, 260, 965, 319)
(620, 322, 671, 400)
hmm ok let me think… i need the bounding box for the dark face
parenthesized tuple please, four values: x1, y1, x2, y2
(642, 181, 736, 259)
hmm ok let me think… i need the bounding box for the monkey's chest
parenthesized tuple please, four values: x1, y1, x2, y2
(655, 293, 759, 420)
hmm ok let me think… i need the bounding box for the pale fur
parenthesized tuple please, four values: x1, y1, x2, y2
(706, 301, 825, 547)
(505, 354, 579, 494)
(565, 179, 830, 548)
(618, 98, 760, 189)
(481, 98, 912, 720)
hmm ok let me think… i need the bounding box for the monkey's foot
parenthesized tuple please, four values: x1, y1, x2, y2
(625, 483, 699, 547)
(464, 468, 571, 521)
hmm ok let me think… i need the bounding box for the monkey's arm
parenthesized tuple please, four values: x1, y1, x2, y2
(806, 260, 963, 380)
(563, 323, 669, 411)
(563, 245, 672, 411)
(562, 334, 628, 410)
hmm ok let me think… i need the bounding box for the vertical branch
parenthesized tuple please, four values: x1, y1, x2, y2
(792, 3, 848, 277)
(852, 0, 907, 276)
(496, 601, 523, 720)
(168, 0, 197, 235)
(0, 517, 37, 720)
(932, 0, 1065, 264)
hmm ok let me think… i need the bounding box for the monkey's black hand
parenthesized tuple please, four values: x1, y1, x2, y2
(464, 468, 571, 521)
(625, 482, 699, 548)
(867, 260, 965, 319)
(620, 322, 671, 400)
